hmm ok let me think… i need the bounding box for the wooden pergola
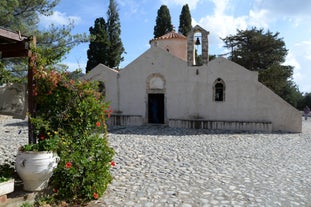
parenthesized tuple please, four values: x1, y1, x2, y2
(0, 27, 36, 144)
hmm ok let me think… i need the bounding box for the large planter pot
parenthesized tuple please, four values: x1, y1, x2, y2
(15, 151, 60, 192)
(0, 179, 14, 196)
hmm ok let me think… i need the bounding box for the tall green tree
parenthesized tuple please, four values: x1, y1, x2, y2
(0, 0, 59, 32)
(153, 5, 173, 38)
(222, 28, 302, 107)
(0, 0, 86, 83)
(178, 4, 192, 36)
(106, 0, 124, 69)
(222, 28, 288, 71)
(86, 18, 110, 73)
(299, 93, 311, 110)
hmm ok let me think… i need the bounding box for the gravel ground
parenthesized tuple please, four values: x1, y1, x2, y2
(1, 115, 311, 206)
(0, 115, 28, 166)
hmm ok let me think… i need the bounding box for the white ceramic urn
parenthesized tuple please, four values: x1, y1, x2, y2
(15, 150, 60, 191)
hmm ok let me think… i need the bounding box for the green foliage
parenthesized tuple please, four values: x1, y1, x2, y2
(20, 202, 33, 207)
(298, 93, 311, 110)
(0, 161, 18, 183)
(0, 58, 29, 84)
(0, 176, 9, 182)
(178, 4, 192, 36)
(0, 61, 23, 84)
(0, 0, 87, 80)
(222, 27, 302, 107)
(280, 82, 303, 108)
(21, 137, 60, 152)
(52, 133, 114, 203)
(153, 5, 173, 38)
(27, 66, 114, 203)
(34, 24, 88, 67)
(86, 18, 110, 73)
(259, 64, 293, 95)
(0, 0, 59, 32)
(106, 0, 125, 69)
(86, 0, 124, 72)
(222, 28, 288, 71)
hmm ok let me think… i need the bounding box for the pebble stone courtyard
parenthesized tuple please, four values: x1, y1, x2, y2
(1, 115, 310, 206)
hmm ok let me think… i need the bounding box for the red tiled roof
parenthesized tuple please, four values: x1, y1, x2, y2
(149, 30, 186, 43)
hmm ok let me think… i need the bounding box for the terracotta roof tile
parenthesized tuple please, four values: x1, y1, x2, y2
(149, 30, 186, 43)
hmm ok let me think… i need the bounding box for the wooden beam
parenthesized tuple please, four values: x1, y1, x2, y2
(28, 36, 36, 144)
(1, 50, 29, 58)
(0, 28, 28, 42)
(0, 40, 29, 58)
(0, 41, 29, 51)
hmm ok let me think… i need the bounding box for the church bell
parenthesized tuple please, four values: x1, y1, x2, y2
(195, 37, 201, 45)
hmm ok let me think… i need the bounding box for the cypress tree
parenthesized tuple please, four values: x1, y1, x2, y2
(106, 0, 124, 69)
(86, 17, 110, 73)
(153, 5, 173, 38)
(178, 4, 192, 36)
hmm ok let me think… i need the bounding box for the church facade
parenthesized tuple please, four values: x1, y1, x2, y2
(82, 25, 301, 132)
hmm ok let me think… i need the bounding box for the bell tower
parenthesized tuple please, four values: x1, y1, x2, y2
(187, 25, 210, 66)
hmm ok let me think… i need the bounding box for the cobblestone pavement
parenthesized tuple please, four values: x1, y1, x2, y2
(1, 116, 311, 206)
(89, 122, 311, 207)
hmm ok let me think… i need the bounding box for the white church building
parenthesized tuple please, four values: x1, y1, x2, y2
(82, 25, 301, 133)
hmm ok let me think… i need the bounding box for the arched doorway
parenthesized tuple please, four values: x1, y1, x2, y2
(146, 73, 166, 124)
(148, 93, 164, 124)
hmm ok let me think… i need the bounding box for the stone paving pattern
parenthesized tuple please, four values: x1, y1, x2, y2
(1, 115, 311, 206)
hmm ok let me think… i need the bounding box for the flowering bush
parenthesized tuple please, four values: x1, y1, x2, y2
(27, 67, 114, 203)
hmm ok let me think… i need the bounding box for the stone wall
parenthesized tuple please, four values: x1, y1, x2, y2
(0, 83, 26, 119)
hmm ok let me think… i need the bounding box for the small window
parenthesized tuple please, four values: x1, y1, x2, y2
(98, 81, 106, 96)
(213, 79, 225, 102)
(215, 83, 223, 101)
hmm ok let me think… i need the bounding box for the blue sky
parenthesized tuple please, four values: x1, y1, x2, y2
(39, 0, 311, 93)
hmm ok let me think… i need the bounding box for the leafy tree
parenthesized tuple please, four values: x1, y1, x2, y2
(86, 18, 110, 73)
(178, 4, 192, 36)
(222, 28, 302, 107)
(106, 0, 124, 69)
(153, 5, 173, 38)
(0, 0, 86, 83)
(298, 93, 311, 110)
(222, 28, 287, 71)
(0, 0, 59, 32)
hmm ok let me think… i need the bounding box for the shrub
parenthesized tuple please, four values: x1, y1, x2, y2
(30, 67, 114, 203)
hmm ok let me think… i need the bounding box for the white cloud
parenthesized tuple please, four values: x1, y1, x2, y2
(248, 9, 269, 28)
(160, 0, 201, 9)
(285, 39, 311, 92)
(194, 0, 248, 54)
(40, 11, 81, 28)
(285, 51, 301, 82)
(251, 0, 311, 28)
(254, 0, 311, 17)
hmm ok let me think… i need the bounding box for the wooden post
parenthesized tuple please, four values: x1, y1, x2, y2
(27, 36, 36, 144)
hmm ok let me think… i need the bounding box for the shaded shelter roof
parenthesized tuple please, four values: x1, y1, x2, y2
(0, 27, 30, 58)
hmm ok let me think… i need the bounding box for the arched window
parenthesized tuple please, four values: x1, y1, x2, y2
(98, 81, 106, 96)
(213, 78, 225, 102)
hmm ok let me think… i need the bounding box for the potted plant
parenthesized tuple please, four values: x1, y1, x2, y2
(0, 176, 14, 196)
(15, 65, 114, 204)
(15, 132, 60, 191)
